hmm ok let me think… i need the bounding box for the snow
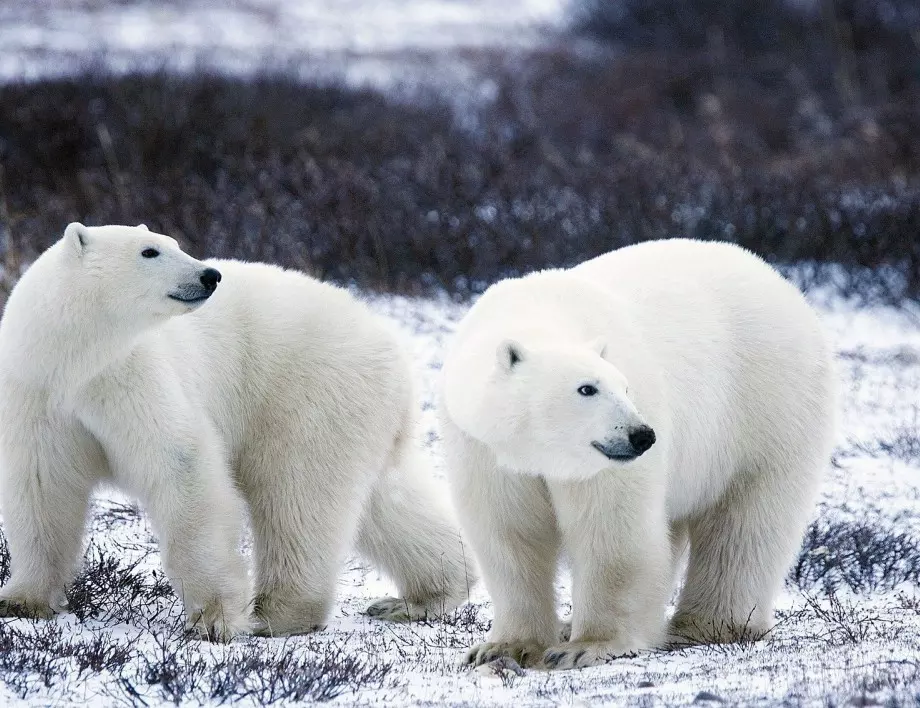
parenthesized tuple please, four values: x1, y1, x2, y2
(0, 288, 918, 706)
(0, 0, 567, 86)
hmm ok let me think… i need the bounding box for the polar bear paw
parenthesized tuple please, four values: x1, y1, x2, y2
(466, 641, 545, 669)
(0, 594, 55, 620)
(185, 601, 251, 643)
(251, 616, 325, 637)
(666, 611, 769, 647)
(540, 640, 639, 670)
(365, 595, 456, 623)
(251, 593, 328, 637)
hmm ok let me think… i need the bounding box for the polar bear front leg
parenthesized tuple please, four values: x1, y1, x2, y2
(0, 420, 101, 619)
(153, 475, 250, 641)
(79, 363, 251, 641)
(541, 473, 671, 670)
(461, 472, 561, 669)
(134, 430, 251, 642)
(90, 409, 251, 641)
(441, 422, 561, 669)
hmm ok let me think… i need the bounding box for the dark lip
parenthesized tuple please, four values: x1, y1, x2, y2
(168, 293, 211, 304)
(591, 441, 638, 461)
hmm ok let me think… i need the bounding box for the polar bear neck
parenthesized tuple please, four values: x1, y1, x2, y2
(0, 243, 153, 391)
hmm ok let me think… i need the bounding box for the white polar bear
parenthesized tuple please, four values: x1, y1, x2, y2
(0, 223, 473, 641)
(440, 239, 835, 670)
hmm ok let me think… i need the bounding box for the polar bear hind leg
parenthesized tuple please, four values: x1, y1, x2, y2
(359, 441, 476, 623)
(669, 456, 823, 646)
(243, 410, 387, 637)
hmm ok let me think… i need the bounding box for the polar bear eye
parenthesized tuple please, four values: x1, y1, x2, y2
(578, 384, 598, 397)
(141, 248, 160, 259)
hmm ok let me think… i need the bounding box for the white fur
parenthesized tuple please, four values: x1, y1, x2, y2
(440, 239, 836, 670)
(0, 223, 473, 641)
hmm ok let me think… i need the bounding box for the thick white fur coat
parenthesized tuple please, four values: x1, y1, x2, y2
(440, 239, 836, 670)
(0, 224, 473, 640)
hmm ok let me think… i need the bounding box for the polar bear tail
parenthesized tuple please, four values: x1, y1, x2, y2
(356, 429, 477, 622)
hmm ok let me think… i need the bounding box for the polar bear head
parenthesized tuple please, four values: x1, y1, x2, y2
(61, 222, 221, 324)
(452, 338, 656, 480)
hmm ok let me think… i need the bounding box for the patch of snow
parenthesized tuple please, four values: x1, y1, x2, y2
(0, 287, 918, 705)
(0, 0, 568, 86)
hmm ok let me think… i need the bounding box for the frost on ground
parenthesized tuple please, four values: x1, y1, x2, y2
(0, 289, 918, 706)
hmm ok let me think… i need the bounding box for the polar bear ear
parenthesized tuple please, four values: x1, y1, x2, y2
(497, 339, 526, 372)
(64, 222, 90, 256)
(589, 337, 608, 360)
(136, 223, 149, 231)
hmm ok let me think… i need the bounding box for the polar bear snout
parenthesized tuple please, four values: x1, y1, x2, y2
(592, 424, 656, 462)
(168, 267, 222, 304)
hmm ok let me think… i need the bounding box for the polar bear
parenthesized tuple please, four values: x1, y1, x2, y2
(0, 223, 473, 641)
(440, 239, 835, 670)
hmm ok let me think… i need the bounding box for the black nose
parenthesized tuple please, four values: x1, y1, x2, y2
(628, 425, 656, 455)
(200, 267, 222, 292)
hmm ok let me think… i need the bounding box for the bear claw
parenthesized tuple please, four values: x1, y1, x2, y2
(0, 597, 55, 620)
(365, 597, 413, 621)
(185, 603, 251, 643)
(365, 595, 456, 623)
(466, 641, 544, 669)
(538, 640, 639, 670)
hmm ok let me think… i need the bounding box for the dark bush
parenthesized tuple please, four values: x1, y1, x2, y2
(790, 517, 920, 593)
(851, 427, 920, 464)
(132, 633, 394, 705)
(206, 641, 394, 704)
(572, 0, 813, 51)
(0, 621, 131, 699)
(0, 530, 9, 585)
(0, 614, 392, 703)
(65, 543, 173, 624)
(572, 0, 920, 55)
(0, 47, 918, 302)
(0, 623, 66, 697)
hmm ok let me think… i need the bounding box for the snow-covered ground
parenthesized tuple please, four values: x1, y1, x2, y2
(0, 0, 567, 88)
(0, 290, 918, 706)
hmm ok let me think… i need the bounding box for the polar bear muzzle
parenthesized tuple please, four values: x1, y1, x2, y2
(168, 267, 222, 304)
(591, 424, 656, 461)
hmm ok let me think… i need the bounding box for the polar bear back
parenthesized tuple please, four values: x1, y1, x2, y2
(574, 239, 833, 517)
